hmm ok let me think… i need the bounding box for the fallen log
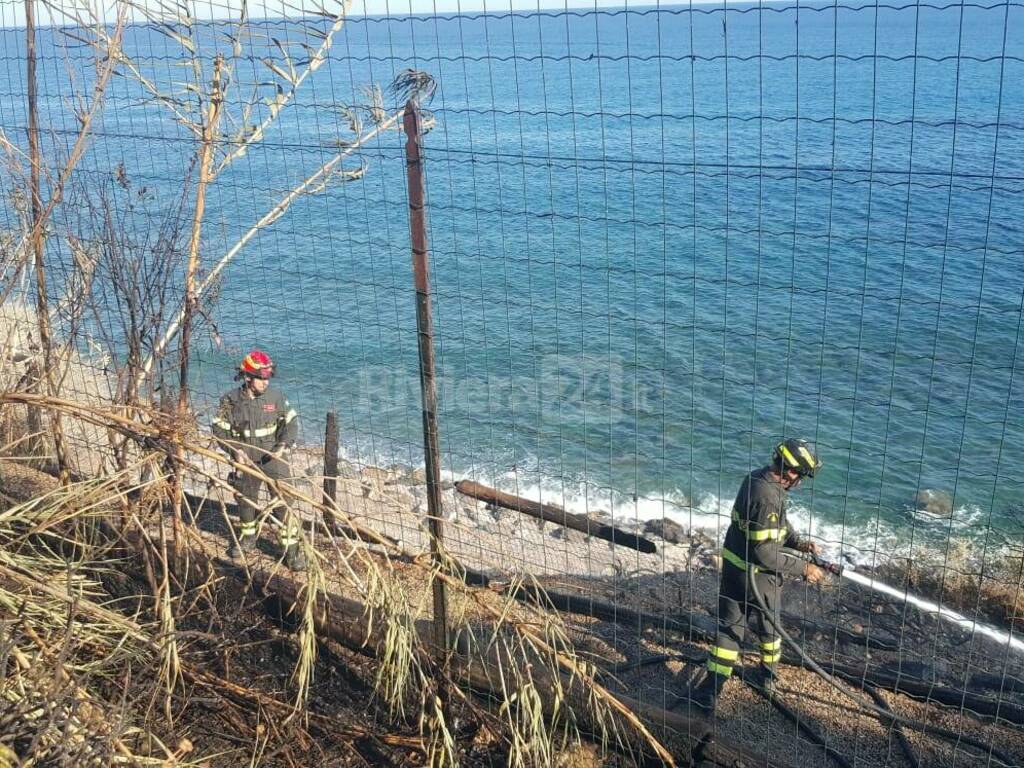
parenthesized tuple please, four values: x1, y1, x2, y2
(455, 480, 657, 554)
(864, 685, 922, 768)
(780, 610, 900, 653)
(508, 582, 718, 641)
(969, 672, 1024, 696)
(512, 584, 890, 655)
(608, 652, 704, 676)
(813, 658, 1024, 726)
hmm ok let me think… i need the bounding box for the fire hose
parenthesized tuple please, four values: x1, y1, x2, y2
(746, 551, 1016, 766)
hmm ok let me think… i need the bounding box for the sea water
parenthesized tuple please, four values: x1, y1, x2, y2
(1, 2, 1022, 564)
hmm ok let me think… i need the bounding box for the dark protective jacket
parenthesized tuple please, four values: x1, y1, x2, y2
(211, 385, 298, 463)
(721, 467, 806, 579)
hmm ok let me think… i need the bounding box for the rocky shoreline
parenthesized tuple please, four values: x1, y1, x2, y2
(342, 456, 724, 579)
(194, 445, 1023, 642)
(196, 446, 720, 580)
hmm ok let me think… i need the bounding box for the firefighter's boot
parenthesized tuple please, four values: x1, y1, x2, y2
(690, 671, 725, 714)
(284, 543, 307, 572)
(227, 534, 257, 559)
(748, 664, 779, 696)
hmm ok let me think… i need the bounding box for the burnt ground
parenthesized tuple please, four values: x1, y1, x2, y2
(184, 495, 1024, 768)
(0, 461, 503, 767)
(4, 457, 1024, 767)
(545, 566, 1024, 767)
(102, 563, 433, 767)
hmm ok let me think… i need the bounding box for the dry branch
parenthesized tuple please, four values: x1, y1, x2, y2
(0, 2, 127, 308)
(508, 581, 718, 640)
(215, 1, 355, 172)
(136, 106, 406, 388)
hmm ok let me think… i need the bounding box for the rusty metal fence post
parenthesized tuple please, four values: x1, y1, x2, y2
(402, 99, 449, 655)
(322, 411, 339, 530)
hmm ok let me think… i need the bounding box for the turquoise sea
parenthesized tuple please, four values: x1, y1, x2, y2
(2, 1, 1023, 562)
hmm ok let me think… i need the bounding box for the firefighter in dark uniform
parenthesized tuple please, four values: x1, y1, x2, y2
(692, 438, 827, 711)
(211, 349, 305, 571)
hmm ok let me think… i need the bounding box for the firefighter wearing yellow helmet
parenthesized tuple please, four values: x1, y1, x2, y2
(692, 438, 827, 711)
(211, 349, 304, 571)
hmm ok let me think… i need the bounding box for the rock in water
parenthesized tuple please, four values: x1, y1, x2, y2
(643, 517, 688, 544)
(915, 488, 953, 517)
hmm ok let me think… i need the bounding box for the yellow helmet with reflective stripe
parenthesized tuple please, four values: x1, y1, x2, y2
(773, 438, 822, 478)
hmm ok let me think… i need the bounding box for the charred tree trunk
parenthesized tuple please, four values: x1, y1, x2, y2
(455, 480, 657, 554)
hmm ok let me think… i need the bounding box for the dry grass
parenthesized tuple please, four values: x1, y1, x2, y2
(0, 386, 672, 766)
(0, 465, 168, 765)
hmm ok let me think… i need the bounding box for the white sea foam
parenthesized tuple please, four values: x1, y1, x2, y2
(334, 445, 1001, 569)
(438, 466, 1002, 569)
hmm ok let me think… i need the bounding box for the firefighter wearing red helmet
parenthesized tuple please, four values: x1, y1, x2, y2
(691, 438, 828, 712)
(211, 349, 304, 570)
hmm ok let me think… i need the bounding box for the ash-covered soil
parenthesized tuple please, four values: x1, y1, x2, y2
(183, 451, 1024, 767)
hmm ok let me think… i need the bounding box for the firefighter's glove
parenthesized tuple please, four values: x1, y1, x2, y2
(233, 451, 255, 469)
(803, 562, 829, 585)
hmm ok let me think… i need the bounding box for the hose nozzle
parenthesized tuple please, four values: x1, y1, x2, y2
(784, 547, 844, 576)
(809, 552, 843, 576)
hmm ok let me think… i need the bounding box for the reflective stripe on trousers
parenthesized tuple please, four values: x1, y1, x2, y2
(706, 644, 739, 678)
(760, 637, 782, 665)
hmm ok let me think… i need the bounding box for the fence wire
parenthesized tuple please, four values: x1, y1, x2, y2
(1, 0, 1023, 765)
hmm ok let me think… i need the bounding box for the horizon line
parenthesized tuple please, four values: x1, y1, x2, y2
(0, 0, 855, 31)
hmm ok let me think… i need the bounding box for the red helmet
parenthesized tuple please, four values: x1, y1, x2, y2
(239, 349, 274, 379)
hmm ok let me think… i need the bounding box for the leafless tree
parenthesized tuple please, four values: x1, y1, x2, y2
(0, 0, 126, 478)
